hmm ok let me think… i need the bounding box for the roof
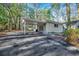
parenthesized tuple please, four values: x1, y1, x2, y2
(21, 17, 65, 25)
(64, 20, 79, 25)
(71, 20, 79, 24)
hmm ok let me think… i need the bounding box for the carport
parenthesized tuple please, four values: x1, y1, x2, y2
(20, 18, 46, 32)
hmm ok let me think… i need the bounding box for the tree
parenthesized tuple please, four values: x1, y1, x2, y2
(10, 4, 22, 30)
(77, 3, 79, 20)
(0, 4, 9, 31)
(22, 4, 35, 19)
(32, 3, 40, 20)
(39, 9, 51, 21)
(0, 3, 23, 31)
(66, 3, 71, 29)
(51, 3, 60, 22)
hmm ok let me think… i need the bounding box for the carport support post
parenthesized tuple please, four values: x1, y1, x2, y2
(22, 19, 26, 35)
(24, 21, 26, 35)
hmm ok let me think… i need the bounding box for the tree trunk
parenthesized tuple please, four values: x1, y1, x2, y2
(18, 17, 21, 30)
(77, 3, 79, 20)
(66, 3, 71, 29)
(16, 17, 19, 30)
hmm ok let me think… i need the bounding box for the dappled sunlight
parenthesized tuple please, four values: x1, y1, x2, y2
(0, 35, 77, 56)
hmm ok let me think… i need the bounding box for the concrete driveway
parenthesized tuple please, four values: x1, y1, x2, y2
(0, 34, 79, 56)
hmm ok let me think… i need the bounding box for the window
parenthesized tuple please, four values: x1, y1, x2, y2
(54, 24, 58, 27)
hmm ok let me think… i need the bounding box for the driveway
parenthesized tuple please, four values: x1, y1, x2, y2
(0, 34, 79, 56)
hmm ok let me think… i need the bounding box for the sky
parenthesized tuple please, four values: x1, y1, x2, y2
(37, 3, 51, 9)
(27, 3, 51, 9)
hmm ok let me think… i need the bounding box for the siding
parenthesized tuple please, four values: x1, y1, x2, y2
(44, 23, 64, 33)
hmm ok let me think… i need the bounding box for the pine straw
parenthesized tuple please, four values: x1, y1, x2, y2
(69, 41, 79, 47)
(0, 30, 22, 36)
(66, 37, 79, 48)
(0, 32, 7, 36)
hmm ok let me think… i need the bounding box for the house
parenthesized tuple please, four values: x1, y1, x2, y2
(63, 20, 79, 29)
(20, 17, 65, 34)
(20, 17, 79, 34)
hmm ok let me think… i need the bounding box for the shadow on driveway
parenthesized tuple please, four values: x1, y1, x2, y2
(0, 35, 79, 56)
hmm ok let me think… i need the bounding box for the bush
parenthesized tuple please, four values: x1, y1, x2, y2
(64, 29, 74, 36)
(75, 28, 79, 34)
(64, 28, 79, 36)
(64, 29, 79, 47)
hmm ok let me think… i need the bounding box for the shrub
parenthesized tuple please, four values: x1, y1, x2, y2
(64, 29, 79, 47)
(64, 29, 74, 36)
(75, 28, 79, 34)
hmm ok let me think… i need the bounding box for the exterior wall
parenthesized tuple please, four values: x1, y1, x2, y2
(43, 23, 64, 33)
(20, 19, 64, 33)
